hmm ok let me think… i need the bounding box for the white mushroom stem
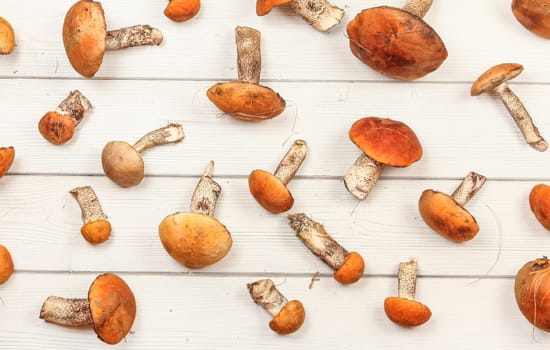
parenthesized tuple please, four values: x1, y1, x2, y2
(39, 296, 92, 326)
(402, 0, 433, 18)
(289, 0, 345, 32)
(70, 186, 108, 224)
(132, 123, 185, 154)
(397, 259, 417, 300)
(236, 26, 261, 84)
(288, 213, 348, 270)
(273, 140, 307, 185)
(190, 161, 222, 216)
(105, 25, 163, 50)
(451, 171, 486, 207)
(55, 90, 92, 125)
(247, 279, 288, 316)
(494, 83, 548, 152)
(343, 153, 384, 201)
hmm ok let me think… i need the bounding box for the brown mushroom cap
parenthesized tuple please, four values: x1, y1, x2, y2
(0, 146, 15, 178)
(529, 184, 550, 230)
(346, 6, 447, 81)
(0, 245, 14, 285)
(384, 296, 432, 327)
(269, 300, 305, 335)
(206, 81, 286, 121)
(248, 169, 294, 214)
(418, 189, 479, 242)
(158, 212, 232, 268)
(101, 141, 145, 188)
(88, 273, 136, 345)
(349, 117, 422, 167)
(256, 0, 292, 16)
(164, 0, 201, 22)
(333, 251, 365, 285)
(81, 220, 112, 244)
(514, 257, 550, 332)
(471, 63, 523, 96)
(512, 0, 550, 38)
(38, 112, 76, 145)
(63, 0, 107, 78)
(0, 17, 15, 55)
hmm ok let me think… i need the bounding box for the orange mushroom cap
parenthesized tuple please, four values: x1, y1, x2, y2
(164, 0, 201, 22)
(101, 141, 145, 188)
(333, 251, 365, 285)
(529, 184, 550, 230)
(269, 300, 305, 335)
(0, 17, 15, 55)
(81, 220, 112, 244)
(384, 296, 431, 327)
(471, 63, 523, 96)
(248, 169, 294, 214)
(0, 245, 14, 285)
(0, 146, 15, 178)
(38, 112, 76, 145)
(256, 0, 292, 16)
(512, 0, 550, 38)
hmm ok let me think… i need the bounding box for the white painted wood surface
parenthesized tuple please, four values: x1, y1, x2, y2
(1, 0, 550, 348)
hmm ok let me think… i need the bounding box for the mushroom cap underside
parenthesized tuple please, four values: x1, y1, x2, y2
(256, 0, 292, 16)
(248, 169, 294, 214)
(512, 0, 550, 38)
(333, 251, 365, 285)
(529, 184, 550, 230)
(384, 297, 431, 327)
(0, 146, 15, 177)
(269, 300, 306, 334)
(101, 141, 145, 188)
(0, 17, 15, 54)
(471, 63, 523, 96)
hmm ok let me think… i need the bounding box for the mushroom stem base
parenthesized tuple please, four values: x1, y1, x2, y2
(289, 0, 344, 32)
(106, 25, 163, 50)
(274, 140, 307, 185)
(39, 296, 92, 326)
(451, 171, 486, 207)
(247, 279, 288, 316)
(344, 153, 384, 201)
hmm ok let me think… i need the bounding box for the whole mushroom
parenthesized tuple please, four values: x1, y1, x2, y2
(512, 0, 550, 38)
(70, 186, 111, 244)
(164, 0, 200, 22)
(0, 245, 14, 285)
(515, 257, 550, 331)
(0, 17, 15, 54)
(0, 146, 15, 178)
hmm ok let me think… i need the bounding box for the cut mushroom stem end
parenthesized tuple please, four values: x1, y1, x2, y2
(190, 161, 222, 216)
(105, 25, 163, 50)
(40, 296, 93, 327)
(70, 186, 111, 244)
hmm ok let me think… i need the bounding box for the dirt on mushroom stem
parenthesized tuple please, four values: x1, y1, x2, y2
(236, 26, 261, 84)
(248, 279, 288, 316)
(451, 171, 487, 207)
(105, 25, 163, 50)
(288, 0, 345, 32)
(190, 161, 221, 216)
(70, 186, 108, 223)
(273, 140, 307, 185)
(55, 90, 92, 125)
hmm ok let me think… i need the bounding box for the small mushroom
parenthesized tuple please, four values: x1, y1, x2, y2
(344, 117, 422, 201)
(158, 161, 232, 268)
(164, 0, 200, 22)
(207, 26, 285, 121)
(512, 0, 550, 38)
(0, 17, 15, 55)
(39, 273, 136, 345)
(515, 256, 550, 331)
(471, 63, 547, 152)
(288, 213, 364, 284)
(256, 0, 344, 32)
(346, 0, 447, 80)
(101, 123, 184, 188)
(249, 140, 307, 214)
(0, 146, 15, 178)
(384, 259, 431, 327)
(247, 279, 305, 335)
(63, 0, 163, 78)
(418, 171, 486, 242)
(0, 245, 14, 285)
(529, 184, 550, 230)
(70, 186, 111, 244)
(38, 90, 92, 145)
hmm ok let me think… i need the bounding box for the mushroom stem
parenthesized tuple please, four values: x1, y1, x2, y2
(402, 0, 433, 18)
(55, 90, 92, 126)
(235, 26, 261, 84)
(288, 213, 348, 270)
(397, 259, 418, 300)
(494, 83, 548, 152)
(343, 153, 384, 201)
(451, 171, 486, 207)
(70, 186, 108, 224)
(273, 140, 307, 185)
(39, 296, 92, 327)
(105, 25, 163, 50)
(288, 0, 345, 32)
(190, 161, 222, 216)
(247, 279, 288, 317)
(132, 123, 184, 154)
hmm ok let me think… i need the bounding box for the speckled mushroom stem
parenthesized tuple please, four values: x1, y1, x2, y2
(288, 213, 348, 270)
(273, 140, 307, 185)
(289, 0, 345, 32)
(190, 161, 222, 216)
(494, 83, 548, 152)
(236, 26, 261, 84)
(70, 186, 108, 224)
(105, 25, 163, 50)
(39, 296, 92, 326)
(397, 259, 417, 300)
(55, 90, 92, 125)
(132, 123, 184, 154)
(450, 171, 486, 207)
(247, 279, 288, 317)
(343, 153, 384, 201)
(402, 0, 433, 18)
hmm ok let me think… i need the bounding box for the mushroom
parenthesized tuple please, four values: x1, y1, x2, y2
(346, 0, 448, 80)
(344, 117, 422, 201)
(515, 257, 550, 331)
(288, 213, 364, 284)
(384, 259, 431, 327)
(0, 245, 14, 285)
(164, 0, 200, 22)
(39, 273, 136, 345)
(256, 0, 344, 32)
(247, 278, 305, 335)
(38, 90, 92, 145)
(0, 17, 15, 55)
(158, 161, 232, 268)
(471, 63, 547, 152)
(418, 171, 486, 242)
(512, 0, 550, 38)
(70, 186, 111, 244)
(63, 0, 163, 78)
(0, 146, 15, 178)
(249, 140, 307, 214)
(101, 123, 184, 188)
(207, 26, 286, 121)
(529, 184, 550, 230)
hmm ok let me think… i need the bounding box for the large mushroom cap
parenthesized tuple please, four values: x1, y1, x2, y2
(333, 251, 365, 285)
(158, 212, 232, 268)
(384, 297, 432, 327)
(512, 0, 550, 38)
(101, 141, 145, 188)
(471, 63, 523, 96)
(63, 0, 107, 78)
(514, 257, 550, 332)
(38, 112, 76, 145)
(256, 0, 292, 16)
(529, 184, 550, 230)
(0, 245, 14, 285)
(346, 6, 447, 81)
(269, 300, 305, 335)
(0, 17, 15, 55)
(248, 169, 294, 214)
(0, 146, 15, 177)
(349, 117, 422, 167)
(418, 189, 479, 242)
(164, 0, 201, 22)
(81, 220, 112, 244)
(88, 273, 136, 345)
